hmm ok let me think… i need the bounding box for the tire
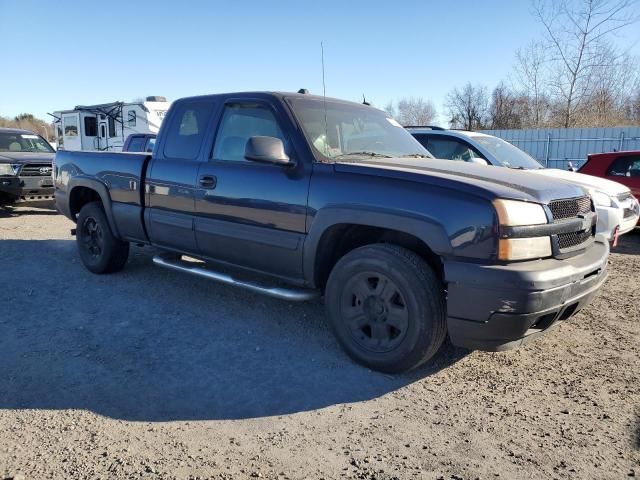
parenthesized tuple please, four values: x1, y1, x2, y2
(76, 201, 129, 274)
(0, 193, 15, 205)
(325, 244, 446, 373)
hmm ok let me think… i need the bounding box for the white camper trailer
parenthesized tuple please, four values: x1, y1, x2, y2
(52, 96, 170, 152)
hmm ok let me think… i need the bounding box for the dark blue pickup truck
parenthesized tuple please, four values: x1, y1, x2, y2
(54, 91, 609, 372)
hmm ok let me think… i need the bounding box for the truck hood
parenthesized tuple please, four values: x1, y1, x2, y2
(335, 158, 587, 204)
(529, 168, 630, 196)
(0, 152, 54, 164)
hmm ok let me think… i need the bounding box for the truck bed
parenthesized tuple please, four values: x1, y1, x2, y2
(54, 150, 151, 242)
(55, 150, 149, 206)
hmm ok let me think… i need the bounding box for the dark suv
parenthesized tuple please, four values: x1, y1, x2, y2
(0, 128, 55, 203)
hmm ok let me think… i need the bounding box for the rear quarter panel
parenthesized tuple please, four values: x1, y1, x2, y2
(55, 150, 148, 205)
(54, 150, 150, 242)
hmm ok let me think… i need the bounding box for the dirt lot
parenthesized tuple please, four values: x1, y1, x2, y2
(0, 202, 638, 480)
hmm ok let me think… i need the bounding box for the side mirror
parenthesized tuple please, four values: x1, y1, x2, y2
(245, 136, 293, 166)
(469, 157, 489, 166)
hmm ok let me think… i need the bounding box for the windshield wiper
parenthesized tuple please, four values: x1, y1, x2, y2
(334, 151, 393, 159)
(507, 166, 527, 170)
(400, 153, 432, 158)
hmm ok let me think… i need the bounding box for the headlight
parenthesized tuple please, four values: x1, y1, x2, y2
(591, 190, 613, 207)
(0, 164, 17, 176)
(493, 199, 548, 226)
(494, 199, 552, 261)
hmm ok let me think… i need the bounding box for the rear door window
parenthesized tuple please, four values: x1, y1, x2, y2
(163, 102, 212, 160)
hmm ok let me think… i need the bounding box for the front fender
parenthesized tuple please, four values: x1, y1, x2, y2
(302, 205, 451, 286)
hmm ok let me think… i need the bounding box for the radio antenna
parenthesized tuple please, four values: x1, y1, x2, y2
(321, 41, 329, 157)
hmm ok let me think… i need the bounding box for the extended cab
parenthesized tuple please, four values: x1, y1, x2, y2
(54, 92, 609, 372)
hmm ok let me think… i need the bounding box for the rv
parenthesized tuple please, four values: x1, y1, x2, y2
(52, 96, 170, 152)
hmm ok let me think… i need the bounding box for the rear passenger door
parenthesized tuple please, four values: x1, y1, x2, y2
(193, 99, 311, 280)
(145, 99, 217, 254)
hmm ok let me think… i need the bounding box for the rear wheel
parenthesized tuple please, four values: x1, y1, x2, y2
(76, 201, 129, 274)
(325, 244, 446, 373)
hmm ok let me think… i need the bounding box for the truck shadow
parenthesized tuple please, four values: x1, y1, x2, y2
(635, 409, 640, 450)
(0, 201, 58, 218)
(0, 239, 467, 422)
(614, 228, 640, 255)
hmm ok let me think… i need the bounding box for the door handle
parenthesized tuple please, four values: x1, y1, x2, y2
(199, 175, 217, 188)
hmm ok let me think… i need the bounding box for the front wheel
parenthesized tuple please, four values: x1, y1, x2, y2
(76, 201, 129, 274)
(0, 193, 15, 205)
(325, 244, 446, 373)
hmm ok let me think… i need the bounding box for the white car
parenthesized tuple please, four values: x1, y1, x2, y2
(408, 127, 640, 243)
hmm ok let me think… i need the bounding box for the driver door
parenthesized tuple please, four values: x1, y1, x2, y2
(193, 100, 311, 280)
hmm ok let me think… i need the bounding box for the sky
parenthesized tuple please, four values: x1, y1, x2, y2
(1, 0, 639, 126)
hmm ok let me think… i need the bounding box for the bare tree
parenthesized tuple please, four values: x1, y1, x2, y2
(489, 82, 526, 129)
(625, 88, 640, 123)
(579, 49, 640, 125)
(391, 97, 437, 126)
(445, 83, 489, 130)
(514, 40, 551, 127)
(533, 0, 640, 127)
(384, 101, 397, 118)
(0, 114, 53, 141)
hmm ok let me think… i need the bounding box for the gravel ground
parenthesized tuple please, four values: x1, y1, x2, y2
(0, 202, 638, 480)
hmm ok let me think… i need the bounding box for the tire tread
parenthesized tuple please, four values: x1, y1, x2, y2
(325, 243, 447, 373)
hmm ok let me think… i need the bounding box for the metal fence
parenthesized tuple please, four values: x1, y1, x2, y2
(480, 127, 640, 169)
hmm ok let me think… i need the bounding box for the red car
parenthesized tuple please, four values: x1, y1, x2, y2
(579, 150, 640, 199)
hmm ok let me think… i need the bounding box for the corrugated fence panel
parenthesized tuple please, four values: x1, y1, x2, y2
(481, 127, 640, 169)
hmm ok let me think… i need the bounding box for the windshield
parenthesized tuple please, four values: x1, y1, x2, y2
(287, 97, 432, 161)
(0, 132, 54, 153)
(471, 135, 543, 169)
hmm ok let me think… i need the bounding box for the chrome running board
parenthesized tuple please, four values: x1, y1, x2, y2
(152, 254, 319, 302)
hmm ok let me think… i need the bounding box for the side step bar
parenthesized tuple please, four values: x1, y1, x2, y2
(152, 254, 319, 302)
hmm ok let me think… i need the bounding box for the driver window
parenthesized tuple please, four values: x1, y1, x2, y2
(212, 104, 285, 162)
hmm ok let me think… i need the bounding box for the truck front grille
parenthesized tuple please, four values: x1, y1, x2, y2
(20, 163, 52, 177)
(557, 230, 592, 249)
(549, 196, 591, 221)
(548, 195, 594, 254)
